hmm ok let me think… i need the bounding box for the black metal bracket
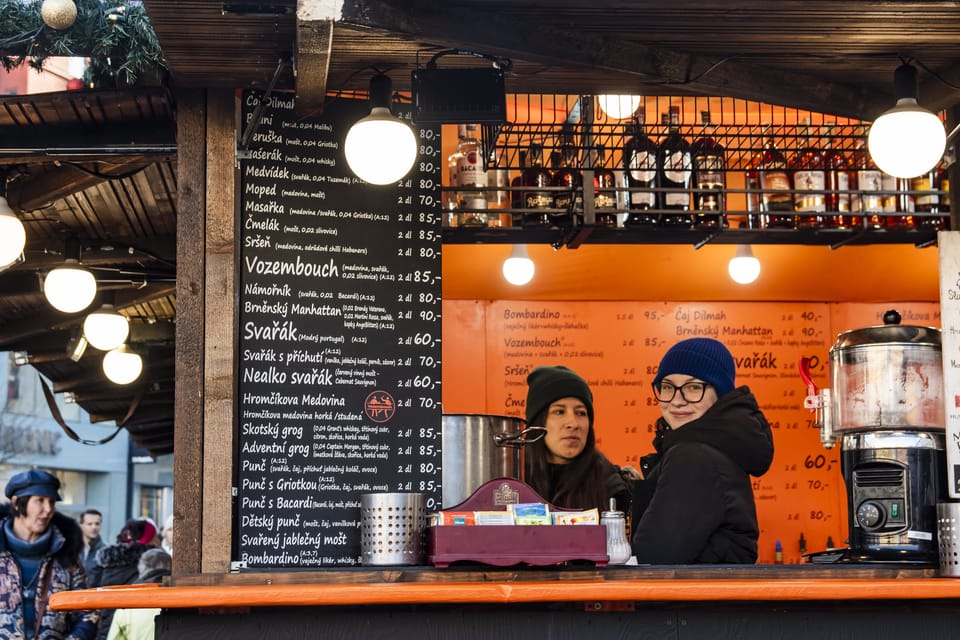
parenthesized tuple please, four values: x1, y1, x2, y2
(237, 56, 291, 158)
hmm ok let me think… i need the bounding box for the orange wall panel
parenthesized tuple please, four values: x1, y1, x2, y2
(442, 299, 942, 564)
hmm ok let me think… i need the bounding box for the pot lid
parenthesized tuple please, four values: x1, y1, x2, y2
(832, 309, 941, 351)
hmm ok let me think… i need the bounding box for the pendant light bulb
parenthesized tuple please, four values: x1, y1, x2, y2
(596, 95, 642, 120)
(103, 345, 143, 385)
(867, 64, 946, 178)
(83, 304, 130, 351)
(344, 73, 418, 185)
(44, 259, 97, 313)
(0, 196, 25, 270)
(728, 245, 761, 285)
(502, 244, 535, 286)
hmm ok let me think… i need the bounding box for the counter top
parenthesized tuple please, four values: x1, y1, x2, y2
(49, 565, 960, 611)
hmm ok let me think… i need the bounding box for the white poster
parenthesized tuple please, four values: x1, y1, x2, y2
(938, 230, 960, 498)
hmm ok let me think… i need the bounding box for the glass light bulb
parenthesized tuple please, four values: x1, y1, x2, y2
(83, 306, 130, 351)
(728, 246, 761, 284)
(0, 203, 25, 269)
(867, 99, 946, 178)
(596, 95, 642, 120)
(344, 107, 418, 185)
(43, 263, 97, 313)
(103, 345, 143, 385)
(502, 245, 535, 286)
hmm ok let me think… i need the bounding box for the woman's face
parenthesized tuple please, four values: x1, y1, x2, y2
(657, 374, 719, 429)
(542, 397, 590, 464)
(13, 495, 55, 542)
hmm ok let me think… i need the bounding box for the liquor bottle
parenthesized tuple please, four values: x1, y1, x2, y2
(656, 105, 693, 226)
(521, 143, 553, 227)
(691, 109, 726, 229)
(485, 147, 512, 227)
(912, 167, 941, 231)
(551, 129, 580, 227)
(939, 168, 951, 230)
(822, 124, 857, 229)
(592, 144, 618, 227)
(510, 149, 527, 214)
(791, 118, 825, 228)
(623, 113, 658, 227)
(744, 127, 763, 228)
(450, 124, 488, 227)
(753, 126, 794, 228)
(881, 171, 915, 229)
(852, 138, 883, 228)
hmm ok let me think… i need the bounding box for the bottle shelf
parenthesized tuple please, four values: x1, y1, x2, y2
(442, 220, 942, 248)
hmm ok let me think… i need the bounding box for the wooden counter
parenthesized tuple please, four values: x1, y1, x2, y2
(50, 564, 955, 609)
(52, 566, 960, 640)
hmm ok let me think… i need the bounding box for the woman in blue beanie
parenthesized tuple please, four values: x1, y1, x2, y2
(631, 337, 774, 564)
(523, 365, 631, 513)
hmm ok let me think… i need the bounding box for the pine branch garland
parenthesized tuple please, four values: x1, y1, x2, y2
(0, 0, 168, 88)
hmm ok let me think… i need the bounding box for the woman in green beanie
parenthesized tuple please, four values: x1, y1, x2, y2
(523, 365, 631, 513)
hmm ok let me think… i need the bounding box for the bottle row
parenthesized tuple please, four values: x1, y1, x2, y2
(445, 116, 952, 232)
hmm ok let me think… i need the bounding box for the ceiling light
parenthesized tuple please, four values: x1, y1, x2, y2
(728, 245, 761, 285)
(502, 244, 535, 286)
(103, 345, 143, 385)
(867, 64, 946, 178)
(596, 95, 641, 120)
(0, 196, 25, 270)
(344, 73, 418, 185)
(83, 300, 130, 351)
(43, 239, 97, 313)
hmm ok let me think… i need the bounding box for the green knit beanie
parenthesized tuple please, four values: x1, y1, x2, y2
(525, 366, 594, 425)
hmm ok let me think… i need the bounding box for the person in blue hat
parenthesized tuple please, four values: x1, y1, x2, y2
(631, 338, 775, 564)
(0, 469, 98, 639)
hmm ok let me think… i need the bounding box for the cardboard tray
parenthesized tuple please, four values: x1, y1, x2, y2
(427, 477, 609, 567)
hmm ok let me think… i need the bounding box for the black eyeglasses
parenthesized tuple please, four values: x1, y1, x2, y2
(653, 380, 708, 403)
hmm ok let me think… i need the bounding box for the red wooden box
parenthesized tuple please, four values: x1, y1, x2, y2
(427, 477, 609, 567)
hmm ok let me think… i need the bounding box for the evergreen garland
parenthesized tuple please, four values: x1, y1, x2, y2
(0, 0, 168, 88)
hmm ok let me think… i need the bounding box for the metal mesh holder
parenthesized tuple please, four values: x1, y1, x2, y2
(936, 502, 960, 576)
(360, 493, 426, 566)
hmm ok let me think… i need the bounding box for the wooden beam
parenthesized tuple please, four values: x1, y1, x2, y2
(334, 0, 888, 120)
(202, 89, 237, 574)
(173, 87, 206, 578)
(296, 1, 335, 115)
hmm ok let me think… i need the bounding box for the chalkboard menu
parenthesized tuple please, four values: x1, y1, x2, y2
(236, 92, 442, 567)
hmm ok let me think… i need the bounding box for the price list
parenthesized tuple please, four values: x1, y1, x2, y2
(482, 300, 845, 563)
(236, 93, 442, 567)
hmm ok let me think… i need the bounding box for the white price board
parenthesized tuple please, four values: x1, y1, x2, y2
(938, 230, 960, 498)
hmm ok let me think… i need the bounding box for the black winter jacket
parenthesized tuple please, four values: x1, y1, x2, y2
(631, 386, 774, 564)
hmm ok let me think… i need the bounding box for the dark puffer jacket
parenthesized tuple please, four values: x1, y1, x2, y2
(631, 386, 774, 564)
(89, 542, 153, 640)
(0, 504, 98, 640)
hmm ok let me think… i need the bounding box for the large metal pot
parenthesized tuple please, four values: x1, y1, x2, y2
(829, 310, 944, 433)
(441, 414, 544, 508)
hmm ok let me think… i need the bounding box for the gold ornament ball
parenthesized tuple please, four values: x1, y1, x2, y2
(41, 0, 78, 30)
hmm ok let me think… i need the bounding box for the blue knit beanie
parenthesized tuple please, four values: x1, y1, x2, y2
(652, 338, 736, 397)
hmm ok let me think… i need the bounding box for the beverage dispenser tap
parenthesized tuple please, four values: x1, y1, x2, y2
(798, 356, 835, 448)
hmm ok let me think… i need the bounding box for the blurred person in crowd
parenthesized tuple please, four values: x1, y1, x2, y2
(106, 548, 171, 640)
(631, 338, 774, 564)
(79, 509, 105, 580)
(0, 469, 98, 639)
(523, 365, 632, 513)
(90, 518, 159, 640)
(159, 515, 172, 558)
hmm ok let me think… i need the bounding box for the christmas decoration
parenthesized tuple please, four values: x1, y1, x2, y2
(0, 0, 167, 88)
(40, 0, 77, 31)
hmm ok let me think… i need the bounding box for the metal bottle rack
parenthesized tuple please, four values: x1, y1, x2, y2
(443, 94, 948, 249)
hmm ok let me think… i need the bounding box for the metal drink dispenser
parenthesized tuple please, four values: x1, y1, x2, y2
(812, 310, 947, 563)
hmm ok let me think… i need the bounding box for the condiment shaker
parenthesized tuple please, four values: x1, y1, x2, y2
(600, 498, 631, 565)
